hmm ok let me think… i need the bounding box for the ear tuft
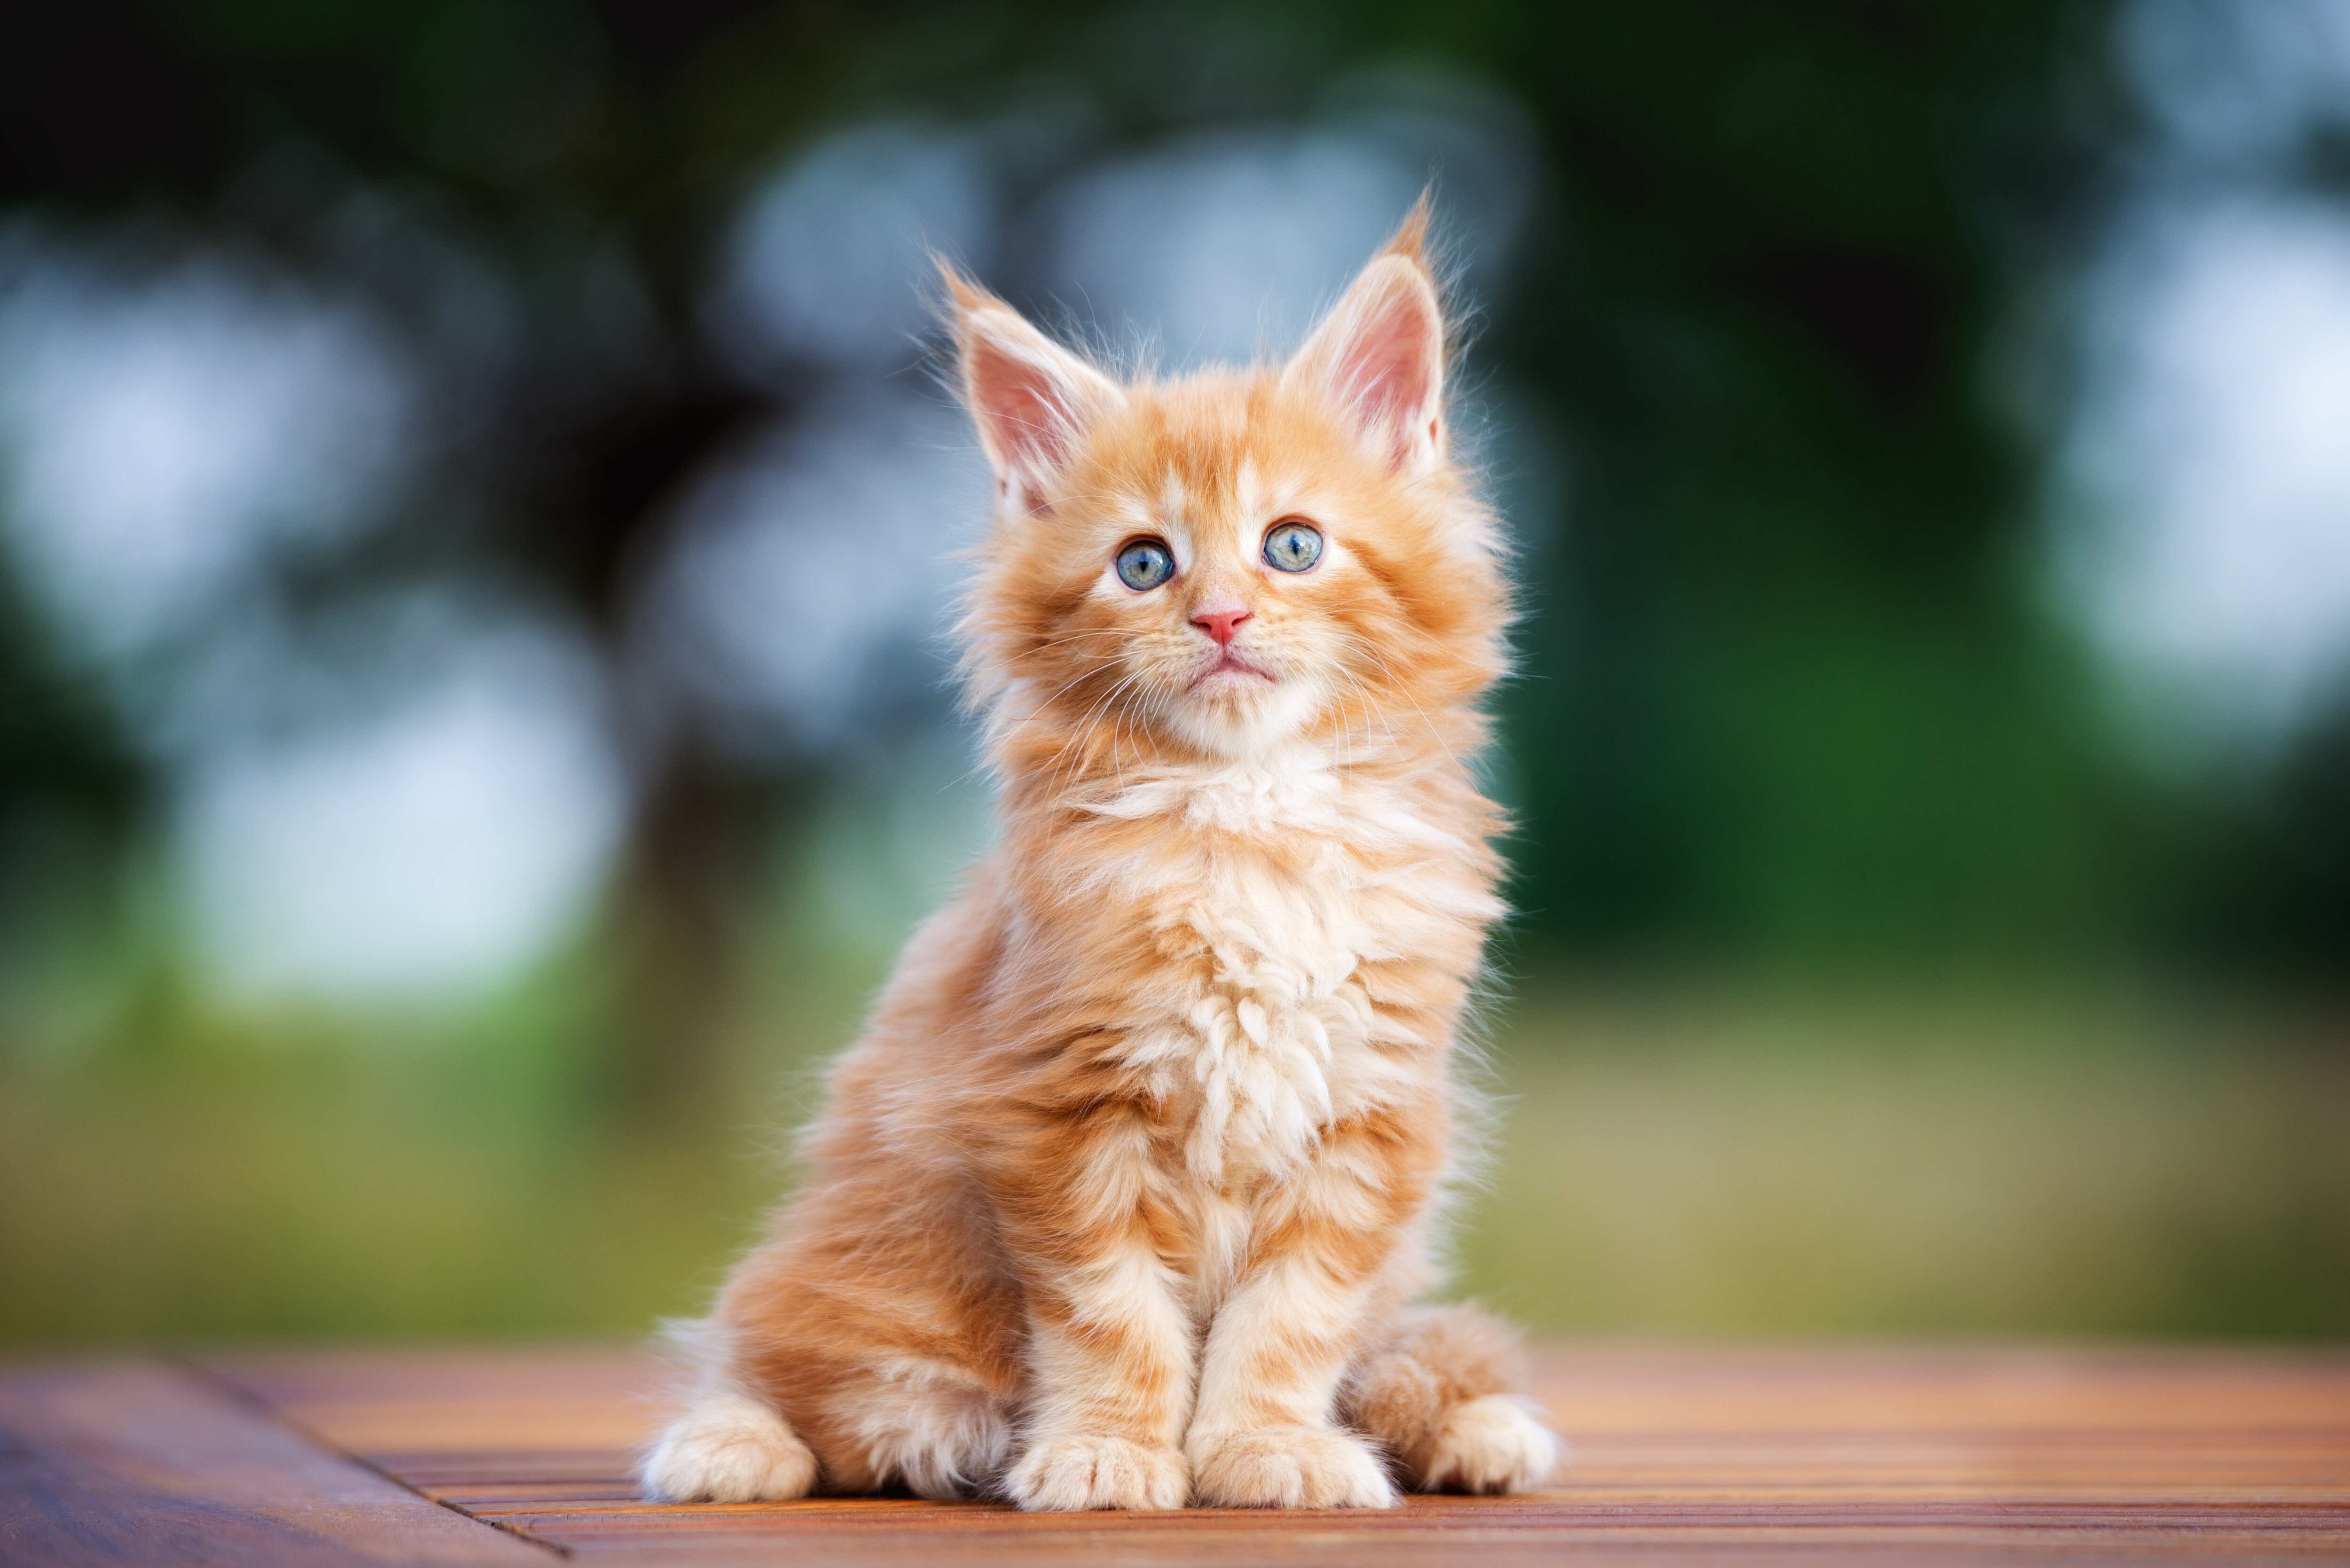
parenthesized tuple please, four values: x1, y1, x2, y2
(1380, 190, 1434, 268)
(1285, 208, 1448, 474)
(942, 265, 1122, 516)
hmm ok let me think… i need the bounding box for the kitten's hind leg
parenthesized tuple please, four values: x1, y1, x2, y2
(809, 1358, 1012, 1500)
(1341, 1305, 1563, 1495)
(641, 1379, 819, 1503)
(646, 1322, 1014, 1501)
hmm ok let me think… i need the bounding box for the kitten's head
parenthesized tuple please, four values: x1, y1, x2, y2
(949, 208, 1507, 772)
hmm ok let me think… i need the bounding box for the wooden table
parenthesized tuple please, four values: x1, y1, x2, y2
(5, 1345, 2346, 1564)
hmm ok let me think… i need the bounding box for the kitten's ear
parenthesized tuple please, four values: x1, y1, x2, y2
(944, 267, 1123, 516)
(1285, 204, 1448, 475)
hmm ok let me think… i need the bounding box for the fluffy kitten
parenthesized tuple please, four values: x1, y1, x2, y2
(643, 206, 1559, 1511)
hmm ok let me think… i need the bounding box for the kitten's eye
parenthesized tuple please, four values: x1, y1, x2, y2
(1262, 519, 1324, 573)
(1115, 537, 1175, 591)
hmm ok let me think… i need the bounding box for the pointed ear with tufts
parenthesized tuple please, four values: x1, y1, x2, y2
(943, 267, 1124, 517)
(1284, 204, 1448, 475)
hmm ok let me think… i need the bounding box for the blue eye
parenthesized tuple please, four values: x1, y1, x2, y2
(1263, 519, 1323, 573)
(1115, 537, 1175, 591)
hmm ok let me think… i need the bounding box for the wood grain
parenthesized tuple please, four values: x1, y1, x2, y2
(0, 1358, 549, 1566)
(193, 1343, 2350, 1564)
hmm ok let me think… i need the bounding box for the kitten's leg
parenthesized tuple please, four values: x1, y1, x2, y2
(788, 1355, 1012, 1498)
(727, 1228, 1021, 1498)
(645, 1330, 1010, 1502)
(996, 1105, 1192, 1512)
(1342, 1304, 1563, 1494)
(1186, 1113, 1428, 1509)
(641, 1368, 819, 1504)
(654, 1163, 1022, 1502)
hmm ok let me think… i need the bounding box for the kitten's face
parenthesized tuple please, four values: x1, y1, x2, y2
(952, 218, 1504, 766)
(981, 382, 1491, 758)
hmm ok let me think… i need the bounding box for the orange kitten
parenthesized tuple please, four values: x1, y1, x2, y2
(642, 206, 1560, 1511)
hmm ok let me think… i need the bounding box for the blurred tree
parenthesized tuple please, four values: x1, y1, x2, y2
(0, 576, 146, 961)
(0, 0, 2334, 1113)
(1474, 2, 2136, 959)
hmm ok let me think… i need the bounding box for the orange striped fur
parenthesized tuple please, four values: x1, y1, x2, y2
(642, 207, 1560, 1511)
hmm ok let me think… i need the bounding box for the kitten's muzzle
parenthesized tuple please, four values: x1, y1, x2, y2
(1190, 648, 1274, 690)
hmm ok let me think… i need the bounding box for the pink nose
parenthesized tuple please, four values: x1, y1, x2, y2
(1190, 605, 1253, 645)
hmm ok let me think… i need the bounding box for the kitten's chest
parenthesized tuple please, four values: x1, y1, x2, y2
(1093, 761, 1485, 1181)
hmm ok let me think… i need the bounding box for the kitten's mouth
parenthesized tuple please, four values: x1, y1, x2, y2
(1189, 650, 1274, 693)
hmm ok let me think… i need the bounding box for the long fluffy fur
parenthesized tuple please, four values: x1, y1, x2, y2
(642, 208, 1561, 1511)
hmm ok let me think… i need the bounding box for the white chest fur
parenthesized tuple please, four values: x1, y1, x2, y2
(1083, 751, 1488, 1184)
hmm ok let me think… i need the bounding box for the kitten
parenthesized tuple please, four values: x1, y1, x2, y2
(642, 205, 1560, 1511)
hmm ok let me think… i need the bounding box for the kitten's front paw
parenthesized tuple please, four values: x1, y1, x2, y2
(1190, 1426, 1398, 1509)
(641, 1390, 818, 1503)
(1007, 1434, 1188, 1511)
(1421, 1395, 1562, 1494)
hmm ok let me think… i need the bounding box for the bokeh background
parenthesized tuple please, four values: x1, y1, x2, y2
(2, 0, 2345, 1347)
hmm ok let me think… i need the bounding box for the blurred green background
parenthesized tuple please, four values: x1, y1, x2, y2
(2, 0, 2345, 1346)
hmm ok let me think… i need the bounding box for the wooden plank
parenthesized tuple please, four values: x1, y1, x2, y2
(204, 1344, 2350, 1563)
(0, 1358, 550, 1567)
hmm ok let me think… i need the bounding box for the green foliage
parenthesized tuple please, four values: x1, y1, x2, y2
(1459, 974, 2350, 1338)
(0, 0, 2334, 967)
(0, 0, 2341, 1347)
(6, 967, 2342, 1345)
